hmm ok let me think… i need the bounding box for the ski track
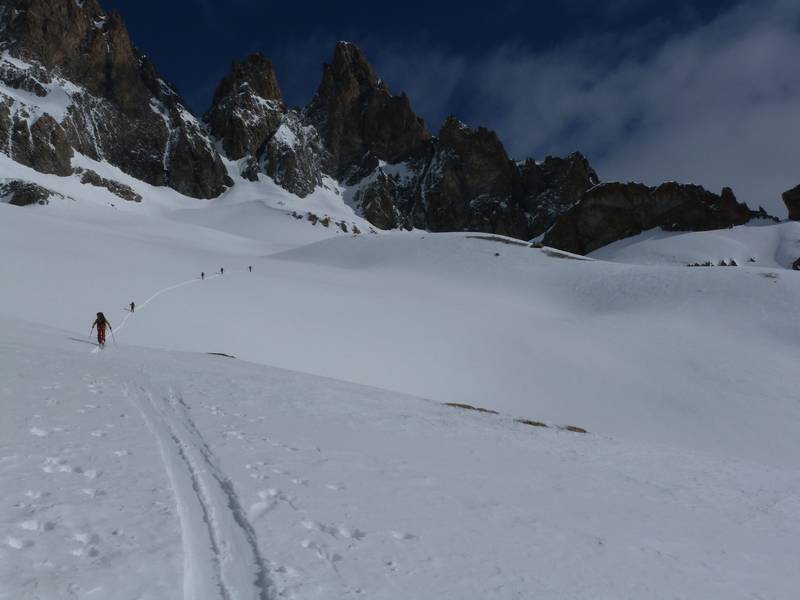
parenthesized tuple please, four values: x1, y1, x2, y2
(87, 270, 242, 352)
(114, 273, 223, 336)
(130, 384, 273, 600)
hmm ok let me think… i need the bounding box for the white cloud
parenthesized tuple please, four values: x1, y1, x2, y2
(375, 0, 800, 216)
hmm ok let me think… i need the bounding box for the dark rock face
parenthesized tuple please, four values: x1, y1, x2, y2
(75, 168, 142, 202)
(782, 185, 800, 221)
(0, 179, 63, 205)
(543, 182, 753, 255)
(206, 56, 324, 197)
(414, 117, 527, 238)
(520, 153, 600, 237)
(0, 0, 231, 199)
(257, 113, 326, 197)
(306, 42, 431, 180)
(300, 44, 599, 238)
(205, 53, 285, 160)
(0, 108, 74, 175)
(346, 117, 598, 238)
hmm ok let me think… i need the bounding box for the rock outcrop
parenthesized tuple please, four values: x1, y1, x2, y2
(0, 0, 231, 198)
(782, 185, 800, 221)
(0, 179, 64, 205)
(543, 182, 753, 255)
(74, 167, 142, 202)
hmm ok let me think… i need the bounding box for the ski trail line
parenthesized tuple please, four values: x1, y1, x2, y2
(114, 274, 221, 336)
(131, 385, 274, 600)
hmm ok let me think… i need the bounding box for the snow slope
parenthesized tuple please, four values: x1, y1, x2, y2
(2, 200, 800, 467)
(1, 157, 800, 597)
(590, 221, 800, 269)
(1, 318, 797, 600)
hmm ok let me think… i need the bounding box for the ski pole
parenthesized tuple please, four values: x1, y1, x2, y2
(111, 330, 117, 345)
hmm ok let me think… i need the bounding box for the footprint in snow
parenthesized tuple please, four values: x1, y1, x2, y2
(29, 427, 48, 437)
(300, 539, 342, 565)
(301, 520, 366, 541)
(249, 488, 296, 520)
(390, 531, 417, 541)
(5, 537, 33, 550)
(19, 520, 56, 533)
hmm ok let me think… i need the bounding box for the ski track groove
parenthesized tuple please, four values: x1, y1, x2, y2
(131, 384, 273, 600)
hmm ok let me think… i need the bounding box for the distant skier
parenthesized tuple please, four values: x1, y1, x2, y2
(90, 312, 112, 348)
(130, 301, 135, 313)
(220, 267, 224, 275)
(201, 272, 205, 280)
(248, 265, 252, 273)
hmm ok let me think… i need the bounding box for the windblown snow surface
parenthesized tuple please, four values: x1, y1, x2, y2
(1, 158, 799, 599)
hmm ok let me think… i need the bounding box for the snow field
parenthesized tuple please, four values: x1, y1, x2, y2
(1, 320, 798, 599)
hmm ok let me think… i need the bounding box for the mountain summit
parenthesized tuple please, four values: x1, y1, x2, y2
(0, 0, 784, 251)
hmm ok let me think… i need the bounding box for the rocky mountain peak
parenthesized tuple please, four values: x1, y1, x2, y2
(210, 53, 282, 108)
(328, 41, 380, 91)
(205, 53, 287, 160)
(1, 0, 150, 115)
(0, 0, 232, 198)
(306, 41, 430, 180)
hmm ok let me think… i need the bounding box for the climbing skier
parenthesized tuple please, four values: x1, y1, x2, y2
(130, 301, 135, 313)
(248, 265, 252, 273)
(90, 312, 112, 348)
(201, 272, 205, 280)
(220, 267, 224, 275)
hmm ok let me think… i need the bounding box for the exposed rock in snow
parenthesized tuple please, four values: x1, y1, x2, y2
(782, 183, 800, 221)
(0, 178, 66, 205)
(74, 166, 141, 202)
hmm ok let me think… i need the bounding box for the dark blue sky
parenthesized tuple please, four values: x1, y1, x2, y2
(102, 1, 799, 215)
(104, 0, 734, 118)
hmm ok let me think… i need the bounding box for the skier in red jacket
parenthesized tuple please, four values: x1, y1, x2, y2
(90, 312, 112, 347)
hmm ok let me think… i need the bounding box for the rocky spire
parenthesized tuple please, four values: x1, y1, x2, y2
(305, 41, 431, 180)
(205, 53, 285, 160)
